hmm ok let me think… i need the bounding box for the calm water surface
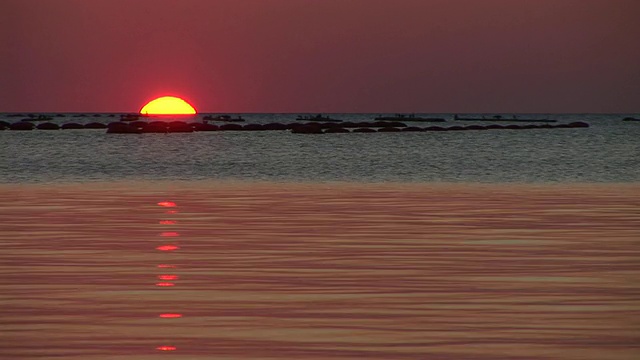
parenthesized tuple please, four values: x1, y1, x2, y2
(1, 113, 639, 358)
(1, 113, 639, 183)
(1, 182, 639, 359)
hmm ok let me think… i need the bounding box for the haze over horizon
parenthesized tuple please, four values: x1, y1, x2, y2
(1, 0, 639, 113)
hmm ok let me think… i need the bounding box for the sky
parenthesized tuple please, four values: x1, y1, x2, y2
(1, 0, 639, 113)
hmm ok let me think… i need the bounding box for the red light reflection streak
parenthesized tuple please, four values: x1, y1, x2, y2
(158, 274, 179, 280)
(156, 346, 177, 351)
(159, 313, 183, 318)
(156, 200, 182, 351)
(161, 231, 180, 237)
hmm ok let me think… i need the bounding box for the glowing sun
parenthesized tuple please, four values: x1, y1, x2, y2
(140, 96, 196, 115)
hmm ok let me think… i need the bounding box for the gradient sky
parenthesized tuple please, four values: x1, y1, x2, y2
(1, 0, 639, 113)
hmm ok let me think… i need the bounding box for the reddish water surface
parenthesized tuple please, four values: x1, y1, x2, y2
(1, 182, 639, 359)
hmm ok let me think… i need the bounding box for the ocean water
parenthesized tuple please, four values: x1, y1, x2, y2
(1, 113, 640, 359)
(1, 113, 639, 184)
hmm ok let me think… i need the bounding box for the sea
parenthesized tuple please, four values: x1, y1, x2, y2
(1, 113, 639, 359)
(1, 113, 639, 184)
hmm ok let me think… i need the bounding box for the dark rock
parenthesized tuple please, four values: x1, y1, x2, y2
(37, 122, 60, 130)
(353, 128, 377, 133)
(129, 121, 148, 128)
(424, 126, 446, 131)
(106, 123, 142, 134)
(243, 124, 265, 131)
(464, 125, 487, 130)
(84, 122, 107, 129)
(220, 124, 244, 131)
(373, 121, 393, 127)
(192, 123, 219, 131)
(567, 121, 590, 128)
(355, 122, 375, 128)
(263, 123, 288, 130)
(168, 121, 193, 132)
(319, 122, 341, 129)
(10, 122, 35, 130)
(388, 122, 407, 128)
(291, 125, 323, 134)
(61, 123, 84, 129)
(143, 124, 169, 133)
(324, 127, 350, 133)
(445, 126, 465, 131)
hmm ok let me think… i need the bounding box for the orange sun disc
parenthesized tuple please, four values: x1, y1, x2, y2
(140, 96, 196, 115)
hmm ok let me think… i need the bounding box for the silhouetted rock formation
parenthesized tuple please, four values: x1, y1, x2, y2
(377, 127, 401, 132)
(220, 124, 244, 131)
(263, 123, 288, 130)
(10, 122, 34, 130)
(128, 121, 148, 128)
(446, 126, 465, 131)
(356, 122, 375, 128)
(61, 123, 84, 129)
(168, 121, 193, 133)
(243, 124, 265, 131)
(464, 125, 487, 130)
(143, 123, 168, 133)
(37, 122, 60, 130)
(84, 122, 107, 129)
(291, 124, 323, 134)
(567, 121, 589, 128)
(106, 123, 142, 134)
(324, 127, 350, 133)
(192, 123, 219, 131)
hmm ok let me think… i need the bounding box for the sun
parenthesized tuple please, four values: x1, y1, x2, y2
(140, 96, 197, 115)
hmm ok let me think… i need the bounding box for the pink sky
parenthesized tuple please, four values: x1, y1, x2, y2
(1, 0, 639, 113)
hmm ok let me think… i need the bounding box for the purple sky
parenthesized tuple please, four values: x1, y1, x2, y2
(1, 0, 639, 113)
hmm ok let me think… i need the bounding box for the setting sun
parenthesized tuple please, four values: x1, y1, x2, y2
(140, 96, 196, 115)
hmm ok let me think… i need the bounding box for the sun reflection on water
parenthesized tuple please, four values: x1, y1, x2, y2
(155, 200, 181, 352)
(156, 345, 177, 351)
(159, 313, 183, 318)
(160, 231, 180, 237)
(157, 201, 177, 207)
(157, 274, 179, 280)
(2, 184, 638, 359)
(156, 245, 179, 251)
